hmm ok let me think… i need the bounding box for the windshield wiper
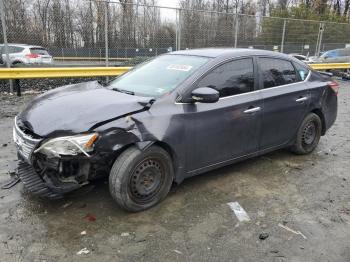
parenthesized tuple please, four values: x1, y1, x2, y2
(112, 87, 135, 95)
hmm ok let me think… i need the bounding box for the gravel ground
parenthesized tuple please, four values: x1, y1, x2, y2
(0, 82, 349, 261)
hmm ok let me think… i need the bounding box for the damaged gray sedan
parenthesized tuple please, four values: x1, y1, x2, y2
(13, 49, 338, 211)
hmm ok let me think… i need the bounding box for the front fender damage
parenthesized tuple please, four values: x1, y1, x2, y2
(24, 109, 158, 199)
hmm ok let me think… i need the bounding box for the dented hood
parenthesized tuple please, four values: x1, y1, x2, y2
(18, 81, 152, 137)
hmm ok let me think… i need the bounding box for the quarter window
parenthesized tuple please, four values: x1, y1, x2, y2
(339, 48, 350, 56)
(294, 62, 310, 81)
(259, 58, 297, 89)
(196, 58, 254, 98)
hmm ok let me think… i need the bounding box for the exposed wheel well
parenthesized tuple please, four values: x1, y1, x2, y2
(112, 141, 178, 174)
(153, 141, 178, 172)
(311, 108, 326, 135)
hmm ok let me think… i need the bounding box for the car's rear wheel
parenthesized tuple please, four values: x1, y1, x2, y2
(11, 61, 23, 67)
(290, 113, 322, 155)
(109, 145, 173, 212)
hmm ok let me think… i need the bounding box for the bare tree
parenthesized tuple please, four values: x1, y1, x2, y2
(34, 0, 51, 44)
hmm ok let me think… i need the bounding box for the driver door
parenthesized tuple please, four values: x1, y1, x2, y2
(184, 58, 263, 173)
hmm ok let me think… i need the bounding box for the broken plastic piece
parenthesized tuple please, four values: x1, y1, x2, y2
(77, 248, 90, 255)
(1, 176, 20, 189)
(259, 232, 269, 240)
(278, 223, 307, 239)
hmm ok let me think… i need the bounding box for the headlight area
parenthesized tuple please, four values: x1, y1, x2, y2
(31, 133, 99, 194)
(34, 133, 99, 157)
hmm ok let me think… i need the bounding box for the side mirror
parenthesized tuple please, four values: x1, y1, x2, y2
(191, 87, 219, 103)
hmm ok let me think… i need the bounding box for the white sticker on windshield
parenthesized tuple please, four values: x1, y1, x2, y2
(156, 88, 165, 93)
(167, 64, 193, 72)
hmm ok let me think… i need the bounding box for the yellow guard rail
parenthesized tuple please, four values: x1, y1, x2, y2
(0, 63, 349, 80)
(0, 67, 132, 79)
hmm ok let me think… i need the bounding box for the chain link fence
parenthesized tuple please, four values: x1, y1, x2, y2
(1, 0, 350, 67)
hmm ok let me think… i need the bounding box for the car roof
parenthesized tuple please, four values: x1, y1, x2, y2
(324, 47, 350, 52)
(169, 48, 291, 59)
(0, 43, 45, 48)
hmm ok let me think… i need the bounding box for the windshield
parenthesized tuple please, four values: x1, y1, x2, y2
(108, 55, 210, 97)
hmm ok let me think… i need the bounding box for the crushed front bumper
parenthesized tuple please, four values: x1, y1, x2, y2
(18, 161, 63, 199)
(14, 117, 92, 199)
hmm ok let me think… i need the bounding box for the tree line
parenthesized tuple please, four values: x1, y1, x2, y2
(1, 0, 174, 49)
(1, 0, 350, 52)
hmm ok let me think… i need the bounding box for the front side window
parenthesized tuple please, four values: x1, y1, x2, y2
(8, 46, 16, 53)
(259, 58, 297, 89)
(196, 58, 254, 97)
(108, 55, 210, 97)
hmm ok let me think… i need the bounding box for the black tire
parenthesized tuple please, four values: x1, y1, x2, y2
(290, 113, 322, 155)
(11, 61, 23, 67)
(109, 145, 173, 212)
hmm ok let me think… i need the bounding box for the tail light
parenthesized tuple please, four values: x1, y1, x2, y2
(328, 81, 339, 95)
(26, 53, 39, 58)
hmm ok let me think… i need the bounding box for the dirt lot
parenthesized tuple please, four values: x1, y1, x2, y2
(0, 82, 350, 262)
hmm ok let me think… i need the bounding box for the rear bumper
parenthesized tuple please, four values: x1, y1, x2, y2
(26, 58, 53, 64)
(323, 90, 338, 133)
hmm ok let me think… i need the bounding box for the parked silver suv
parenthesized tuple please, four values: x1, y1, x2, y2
(0, 43, 53, 66)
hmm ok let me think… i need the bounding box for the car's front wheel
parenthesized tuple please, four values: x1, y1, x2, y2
(290, 113, 322, 155)
(109, 145, 173, 212)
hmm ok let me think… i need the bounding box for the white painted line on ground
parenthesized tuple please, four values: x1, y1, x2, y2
(227, 201, 251, 222)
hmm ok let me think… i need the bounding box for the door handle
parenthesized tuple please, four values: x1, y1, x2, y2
(243, 107, 261, 114)
(295, 96, 308, 103)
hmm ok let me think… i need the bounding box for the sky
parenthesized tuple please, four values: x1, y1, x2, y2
(157, 0, 179, 8)
(156, 0, 180, 21)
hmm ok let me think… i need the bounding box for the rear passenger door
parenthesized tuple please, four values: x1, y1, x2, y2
(258, 57, 310, 150)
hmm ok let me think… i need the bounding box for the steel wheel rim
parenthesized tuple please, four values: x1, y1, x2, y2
(302, 121, 317, 146)
(129, 157, 165, 204)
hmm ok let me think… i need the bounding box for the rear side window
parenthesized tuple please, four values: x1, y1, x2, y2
(259, 58, 297, 89)
(8, 46, 24, 53)
(196, 58, 254, 97)
(294, 55, 305, 61)
(30, 48, 49, 55)
(339, 49, 350, 56)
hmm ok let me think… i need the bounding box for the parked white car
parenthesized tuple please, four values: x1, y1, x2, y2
(289, 53, 308, 61)
(0, 43, 53, 66)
